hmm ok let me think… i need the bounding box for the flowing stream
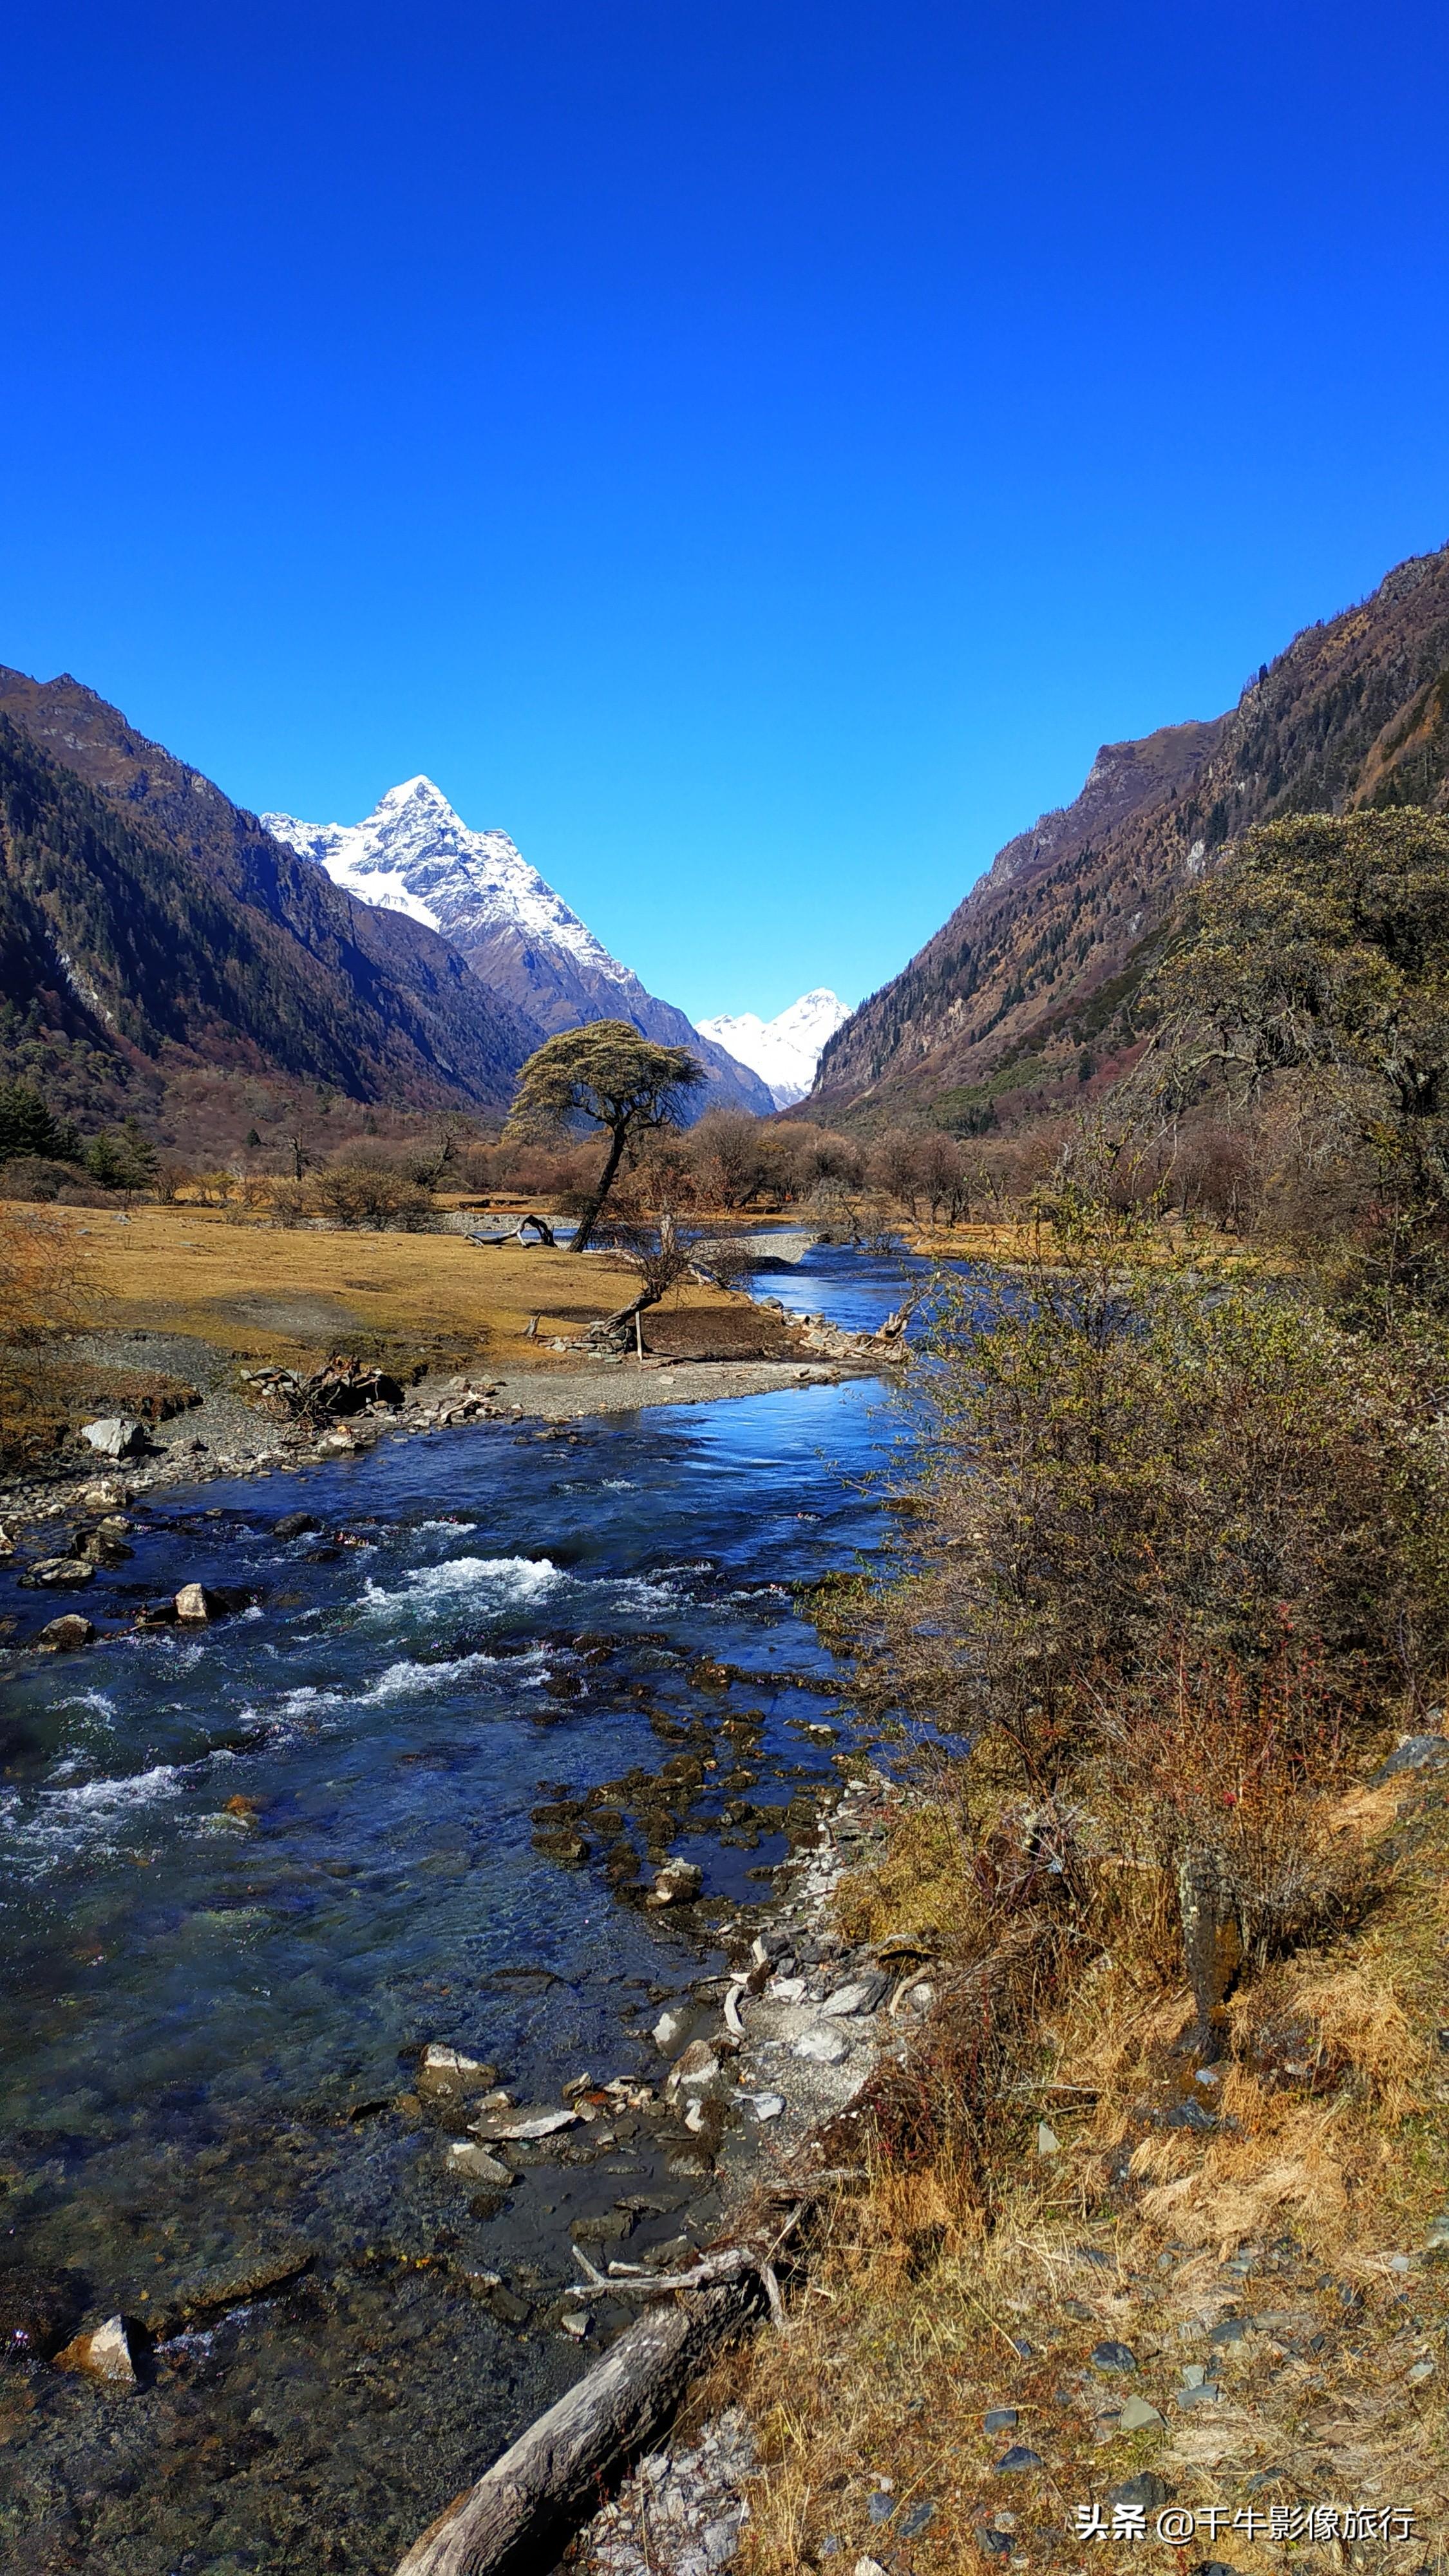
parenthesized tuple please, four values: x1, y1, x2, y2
(0, 1242, 928, 2576)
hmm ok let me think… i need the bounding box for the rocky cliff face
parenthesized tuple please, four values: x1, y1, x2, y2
(264, 779, 775, 1118)
(812, 543, 1449, 1127)
(0, 670, 543, 1114)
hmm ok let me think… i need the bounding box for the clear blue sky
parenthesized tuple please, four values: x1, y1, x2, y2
(4, 3, 1448, 1025)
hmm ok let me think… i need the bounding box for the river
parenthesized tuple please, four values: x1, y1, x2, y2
(0, 1240, 927, 2576)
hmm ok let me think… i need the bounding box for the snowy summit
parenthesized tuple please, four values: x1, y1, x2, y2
(261, 777, 776, 1113)
(697, 989, 851, 1108)
(261, 775, 620, 974)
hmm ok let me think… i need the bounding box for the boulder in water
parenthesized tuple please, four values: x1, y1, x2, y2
(19, 1557, 93, 1589)
(646, 1857, 703, 1908)
(445, 2141, 514, 2188)
(35, 1615, 96, 1652)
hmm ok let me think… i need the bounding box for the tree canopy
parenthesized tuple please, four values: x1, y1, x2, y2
(507, 1020, 706, 1250)
(1156, 806, 1449, 1311)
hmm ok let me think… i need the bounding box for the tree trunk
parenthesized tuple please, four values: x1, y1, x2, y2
(1177, 1844, 1242, 2059)
(570, 1123, 628, 1253)
(393, 2278, 761, 2576)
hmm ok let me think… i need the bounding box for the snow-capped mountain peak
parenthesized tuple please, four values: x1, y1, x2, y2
(697, 989, 851, 1108)
(261, 777, 622, 977)
(260, 778, 778, 1113)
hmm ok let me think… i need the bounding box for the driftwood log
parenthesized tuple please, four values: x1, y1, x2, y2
(393, 2275, 761, 2576)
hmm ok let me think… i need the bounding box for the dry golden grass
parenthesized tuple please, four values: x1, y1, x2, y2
(712, 1757, 1449, 2573)
(26, 1201, 746, 1370)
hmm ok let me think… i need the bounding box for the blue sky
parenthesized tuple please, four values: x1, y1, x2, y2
(4, 3, 1448, 1025)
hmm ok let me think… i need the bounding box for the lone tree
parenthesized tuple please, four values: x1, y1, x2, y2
(508, 1021, 706, 1252)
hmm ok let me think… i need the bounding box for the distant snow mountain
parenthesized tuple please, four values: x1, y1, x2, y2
(262, 777, 775, 1117)
(697, 990, 851, 1108)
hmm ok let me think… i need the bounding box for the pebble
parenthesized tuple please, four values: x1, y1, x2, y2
(445, 2142, 513, 2187)
(417, 2043, 498, 2099)
(994, 2446, 1045, 2473)
(983, 2408, 1018, 2433)
(739, 2092, 784, 2121)
(647, 1859, 703, 1908)
(53, 2316, 138, 2385)
(1117, 2394, 1163, 2430)
(652, 2005, 693, 2053)
(471, 2107, 578, 2141)
(1090, 2340, 1137, 2372)
(1108, 2475, 1170, 2514)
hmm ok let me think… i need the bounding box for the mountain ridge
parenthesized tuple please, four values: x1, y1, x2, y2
(0, 669, 544, 1119)
(812, 542, 1449, 1128)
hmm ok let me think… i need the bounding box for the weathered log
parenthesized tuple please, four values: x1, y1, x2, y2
(393, 2278, 761, 2576)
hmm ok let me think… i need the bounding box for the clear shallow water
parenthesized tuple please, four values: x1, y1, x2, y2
(0, 1242, 927, 2576)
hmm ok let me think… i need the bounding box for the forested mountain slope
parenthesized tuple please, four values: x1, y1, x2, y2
(812, 544, 1449, 1130)
(0, 670, 542, 1119)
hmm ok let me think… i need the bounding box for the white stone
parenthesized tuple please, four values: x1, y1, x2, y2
(471, 2107, 578, 2141)
(741, 2092, 785, 2121)
(665, 2041, 723, 2099)
(819, 1978, 881, 2018)
(417, 2043, 493, 2096)
(55, 2316, 137, 2385)
(445, 2141, 513, 2186)
(793, 2027, 849, 2065)
(80, 1417, 148, 1460)
(652, 2005, 692, 2054)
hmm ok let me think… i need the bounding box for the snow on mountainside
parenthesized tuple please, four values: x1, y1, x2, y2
(262, 777, 775, 1116)
(261, 777, 621, 969)
(698, 990, 851, 1108)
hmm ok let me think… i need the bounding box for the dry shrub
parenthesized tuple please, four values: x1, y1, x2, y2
(310, 1160, 431, 1231)
(844, 1801, 1090, 2186)
(1102, 1636, 1377, 1978)
(268, 1179, 310, 1228)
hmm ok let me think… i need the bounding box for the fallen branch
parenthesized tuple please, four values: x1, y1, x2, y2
(394, 2212, 808, 2574)
(392, 2275, 762, 2576)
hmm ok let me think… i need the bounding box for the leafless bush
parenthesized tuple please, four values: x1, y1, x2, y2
(269, 1180, 311, 1229)
(0, 1157, 75, 1204)
(310, 1161, 432, 1231)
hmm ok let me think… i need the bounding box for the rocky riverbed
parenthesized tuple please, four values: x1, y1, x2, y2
(0, 1238, 935, 2573)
